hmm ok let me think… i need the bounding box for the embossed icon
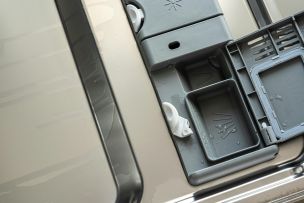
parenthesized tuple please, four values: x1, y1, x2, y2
(164, 0, 182, 11)
(213, 113, 237, 139)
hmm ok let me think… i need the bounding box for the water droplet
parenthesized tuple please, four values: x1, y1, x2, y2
(276, 94, 283, 101)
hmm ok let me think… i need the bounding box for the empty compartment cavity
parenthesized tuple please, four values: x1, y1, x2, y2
(177, 52, 232, 91)
(257, 56, 304, 131)
(186, 80, 260, 161)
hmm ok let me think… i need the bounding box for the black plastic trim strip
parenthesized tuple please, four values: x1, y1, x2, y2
(247, 0, 272, 28)
(55, 1, 143, 202)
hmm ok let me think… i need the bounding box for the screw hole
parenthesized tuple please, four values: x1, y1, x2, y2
(168, 41, 180, 50)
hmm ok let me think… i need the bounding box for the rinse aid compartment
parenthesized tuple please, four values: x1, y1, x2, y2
(123, 0, 279, 185)
(227, 11, 304, 145)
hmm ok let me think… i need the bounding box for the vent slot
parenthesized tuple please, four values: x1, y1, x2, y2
(247, 35, 276, 62)
(271, 23, 302, 52)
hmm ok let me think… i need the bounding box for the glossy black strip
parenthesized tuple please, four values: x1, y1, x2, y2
(55, 1, 143, 202)
(247, 0, 272, 28)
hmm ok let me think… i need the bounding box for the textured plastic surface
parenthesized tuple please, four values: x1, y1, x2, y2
(227, 12, 304, 144)
(125, 0, 222, 40)
(186, 80, 260, 161)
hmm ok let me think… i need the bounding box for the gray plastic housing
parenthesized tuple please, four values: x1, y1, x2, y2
(150, 50, 278, 185)
(227, 12, 304, 144)
(123, 0, 282, 186)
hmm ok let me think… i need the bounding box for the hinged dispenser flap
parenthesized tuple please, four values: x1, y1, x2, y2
(227, 11, 304, 144)
(142, 16, 232, 71)
(125, 0, 223, 40)
(124, 0, 232, 71)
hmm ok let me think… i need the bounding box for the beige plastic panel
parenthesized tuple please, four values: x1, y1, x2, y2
(264, 0, 304, 22)
(218, 0, 258, 39)
(82, 0, 304, 202)
(0, 0, 116, 202)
